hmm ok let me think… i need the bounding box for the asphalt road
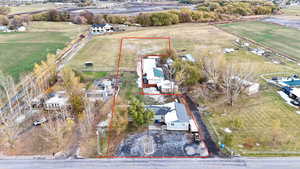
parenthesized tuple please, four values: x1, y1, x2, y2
(0, 157, 300, 169)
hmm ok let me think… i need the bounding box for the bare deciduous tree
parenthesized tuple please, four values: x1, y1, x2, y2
(0, 71, 15, 116)
(41, 117, 71, 150)
(221, 63, 255, 106)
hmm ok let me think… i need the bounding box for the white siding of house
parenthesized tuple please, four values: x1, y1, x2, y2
(166, 121, 189, 131)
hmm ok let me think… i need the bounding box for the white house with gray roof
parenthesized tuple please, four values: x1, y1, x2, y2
(146, 102, 198, 132)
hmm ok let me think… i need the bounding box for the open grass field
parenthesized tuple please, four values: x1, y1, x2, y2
(282, 6, 300, 16)
(0, 22, 87, 81)
(218, 21, 300, 60)
(8, 3, 64, 15)
(68, 23, 235, 71)
(203, 48, 300, 154)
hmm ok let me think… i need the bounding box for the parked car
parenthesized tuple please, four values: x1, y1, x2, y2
(291, 100, 300, 106)
(33, 117, 47, 126)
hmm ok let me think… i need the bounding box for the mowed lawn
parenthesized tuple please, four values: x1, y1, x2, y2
(218, 21, 300, 60)
(207, 49, 300, 154)
(0, 22, 87, 81)
(68, 23, 235, 71)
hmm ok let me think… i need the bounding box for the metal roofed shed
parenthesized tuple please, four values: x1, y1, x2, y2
(182, 54, 195, 62)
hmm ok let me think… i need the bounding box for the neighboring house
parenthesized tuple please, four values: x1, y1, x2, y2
(146, 102, 198, 132)
(181, 54, 195, 62)
(233, 76, 260, 95)
(86, 79, 114, 101)
(224, 48, 235, 53)
(31, 94, 46, 109)
(44, 91, 70, 111)
(91, 24, 113, 35)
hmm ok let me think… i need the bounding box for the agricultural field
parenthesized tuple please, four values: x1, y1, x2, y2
(0, 22, 87, 81)
(68, 23, 235, 71)
(282, 6, 300, 16)
(8, 3, 64, 15)
(218, 21, 300, 60)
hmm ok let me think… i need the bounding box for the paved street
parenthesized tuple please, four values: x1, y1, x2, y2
(0, 157, 300, 169)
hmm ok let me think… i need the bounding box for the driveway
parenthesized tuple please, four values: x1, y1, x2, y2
(116, 130, 208, 157)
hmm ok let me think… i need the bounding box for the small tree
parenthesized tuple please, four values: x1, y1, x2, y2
(61, 68, 85, 116)
(9, 16, 23, 29)
(172, 58, 204, 87)
(127, 97, 154, 128)
(0, 15, 9, 26)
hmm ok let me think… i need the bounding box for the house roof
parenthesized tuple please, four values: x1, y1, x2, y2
(92, 24, 110, 28)
(147, 102, 190, 123)
(153, 67, 164, 78)
(291, 88, 300, 97)
(182, 54, 195, 62)
(174, 102, 190, 122)
(145, 106, 171, 115)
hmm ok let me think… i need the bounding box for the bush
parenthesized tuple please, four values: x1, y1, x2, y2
(223, 134, 233, 147)
(150, 12, 179, 26)
(0, 15, 9, 26)
(32, 12, 49, 21)
(136, 13, 152, 26)
(80, 11, 94, 24)
(106, 15, 129, 24)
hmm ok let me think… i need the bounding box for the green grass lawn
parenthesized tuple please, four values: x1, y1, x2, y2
(218, 21, 300, 60)
(0, 22, 87, 81)
(205, 48, 300, 154)
(81, 71, 108, 80)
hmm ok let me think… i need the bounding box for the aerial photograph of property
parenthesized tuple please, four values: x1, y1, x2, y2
(0, 0, 300, 169)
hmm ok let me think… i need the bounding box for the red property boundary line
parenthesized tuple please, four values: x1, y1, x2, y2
(101, 37, 210, 158)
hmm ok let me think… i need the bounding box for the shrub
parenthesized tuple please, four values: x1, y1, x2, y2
(0, 15, 9, 26)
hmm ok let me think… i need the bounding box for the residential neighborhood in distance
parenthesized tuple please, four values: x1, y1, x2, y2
(1, 0, 300, 169)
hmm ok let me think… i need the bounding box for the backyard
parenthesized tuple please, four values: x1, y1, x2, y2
(67, 23, 235, 71)
(0, 22, 87, 81)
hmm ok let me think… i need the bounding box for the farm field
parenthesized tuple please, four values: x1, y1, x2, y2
(8, 3, 65, 15)
(0, 22, 87, 81)
(282, 6, 300, 16)
(218, 21, 300, 60)
(68, 23, 235, 71)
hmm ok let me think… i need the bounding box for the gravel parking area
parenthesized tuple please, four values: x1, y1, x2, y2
(116, 130, 208, 157)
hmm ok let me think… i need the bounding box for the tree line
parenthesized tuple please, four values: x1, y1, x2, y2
(196, 0, 279, 16)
